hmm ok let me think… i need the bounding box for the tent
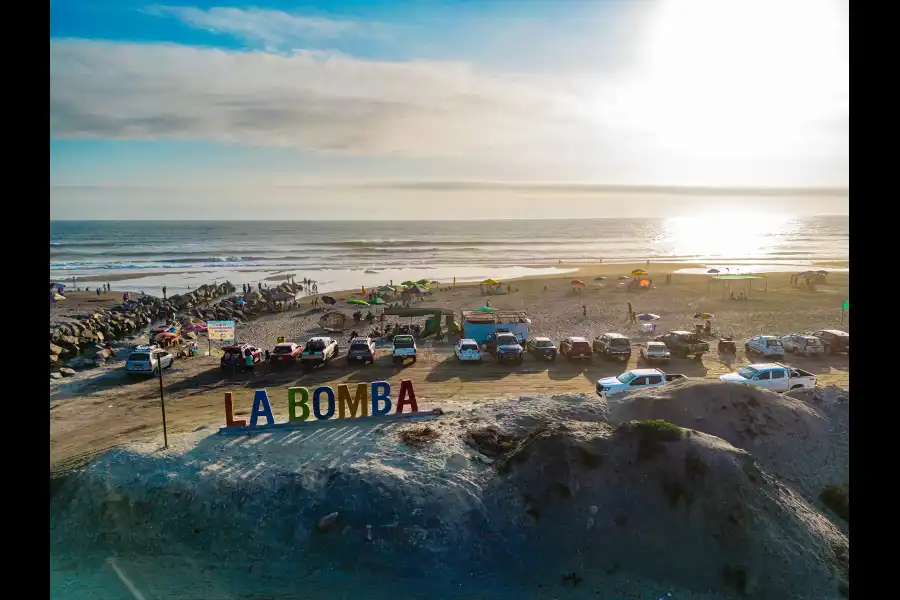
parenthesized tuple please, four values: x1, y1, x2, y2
(318, 311, 348, 332)
(709, 274, 766, 298)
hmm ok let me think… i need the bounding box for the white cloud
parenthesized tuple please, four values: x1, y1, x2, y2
(145, 6, 379, 48)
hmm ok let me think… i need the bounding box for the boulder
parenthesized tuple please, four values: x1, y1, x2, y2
(50, 354, 59, 364)
(59, 367, 76, 377)
(50, 372, 63, 380)
(50, 342, 63, 356)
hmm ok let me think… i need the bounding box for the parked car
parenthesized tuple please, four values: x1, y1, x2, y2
(220, 344, 263, 371)
(301, 337, 339, 366)
(596, 368, 686, 397)
(745, 335, 785, 359)
(593, 332, 632, 361)
(656, 330, 709, 359)
(810, 329, 849, 354)
(719, 363, 817, 392)
(270, 342, 301, 365)
(640, 341, 671, 363)
(454, 338, 482, 362)
(485, 332, 524, 364)
(347, 337, 377, 364)
(526, 337, 558, 361)
(126, 347, 174, 376)
(780, 333, 825, 356)
(392, 334, 417, 363)
(560, 336, 593, 361)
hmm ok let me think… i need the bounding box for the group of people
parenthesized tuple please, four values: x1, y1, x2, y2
(223, 348, 257, 376)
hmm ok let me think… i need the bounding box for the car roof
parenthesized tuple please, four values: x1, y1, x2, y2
(670, 330, 693, 335)
(568, 336, 588, 342)
(275, 342, 296, 348)
(646, 341, 666, 346)
(603, 332, 628, 338)
(747, 363, 785, 370)
(350, 337, 372, 342)
(459, 338, 478, 344)
(758, 335, 780, 340)
(821, 329, 848, 336)
(629, 368, 664, 376)
(308, 337, 331, 342)
(394, 334, 414, 339)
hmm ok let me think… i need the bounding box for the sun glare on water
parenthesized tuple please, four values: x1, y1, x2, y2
(659, 211, 797, 260)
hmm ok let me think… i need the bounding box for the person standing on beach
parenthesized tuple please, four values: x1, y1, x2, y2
(244, 350, 254, 376)
(627, 302, 633, 318)
(162, 285, 167, 300)
(453, 277, 456, 287)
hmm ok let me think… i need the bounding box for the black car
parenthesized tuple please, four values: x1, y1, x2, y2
(593, 332, 632, 361)
(526, 337, 557, 361)
(811, 329, 849, 354)
(656, 330, 709, 359)
(485, 332, 525, 364)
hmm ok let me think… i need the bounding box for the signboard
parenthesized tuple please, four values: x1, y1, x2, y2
(207, 320, 235, 342)
(220, 380, 422, 433)
(842, 301, 849, 310)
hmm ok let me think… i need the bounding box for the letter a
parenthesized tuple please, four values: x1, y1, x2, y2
(395, 379, 419, 414)
(250, 389, 275, 427)
(224, 392, 247, 427)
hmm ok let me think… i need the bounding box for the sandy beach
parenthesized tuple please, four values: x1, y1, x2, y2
(49, 262, 849, 474)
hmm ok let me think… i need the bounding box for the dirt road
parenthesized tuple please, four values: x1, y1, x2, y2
(50, 347, 849, 474)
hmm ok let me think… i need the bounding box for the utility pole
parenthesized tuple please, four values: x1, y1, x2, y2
(157, 356, 168, 448)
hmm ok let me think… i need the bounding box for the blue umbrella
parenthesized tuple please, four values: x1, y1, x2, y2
(235, 300, 246, 306)
(637, 313, 660, 321)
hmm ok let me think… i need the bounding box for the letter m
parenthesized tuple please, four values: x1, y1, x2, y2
(338, 383, 369, 419)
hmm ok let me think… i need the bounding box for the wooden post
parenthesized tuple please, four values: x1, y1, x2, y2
(158, 357, 169, 449)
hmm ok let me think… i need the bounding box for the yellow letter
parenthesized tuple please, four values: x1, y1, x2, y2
(338, 383, 369, 419)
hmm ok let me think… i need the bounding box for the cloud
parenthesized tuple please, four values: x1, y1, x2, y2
(50, 39, 589, 159)
(145, 6, 384, 48)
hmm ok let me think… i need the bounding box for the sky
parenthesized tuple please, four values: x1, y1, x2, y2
(50, 0, 850, 220)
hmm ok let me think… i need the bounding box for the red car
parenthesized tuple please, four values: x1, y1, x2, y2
(220, 344, 263, 371)
(270, 342, 301, 364)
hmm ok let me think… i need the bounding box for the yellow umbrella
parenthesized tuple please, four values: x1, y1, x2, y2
(631, 269, 647, 276)
(482, 279, 500, 285)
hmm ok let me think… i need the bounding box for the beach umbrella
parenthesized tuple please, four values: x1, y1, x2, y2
(348, 299, 370, 306)
(482, 279, 500, 285)
(694, 312, 715, 319)
(707, 268, 720, 274)
(637, 313, 660, 321)
(593, 276, 606, 281)
(52, 293, 65, 302)
(631, 269, 647, 276)
(378, 285, 394, 292)
(571, 280, 586, 286)
(475, 306, 496, 311)
(430, 280, 440, 285)
(371, 297, 385, 305)
(416, 278, 429, 285)
(401, 281, 417, 286)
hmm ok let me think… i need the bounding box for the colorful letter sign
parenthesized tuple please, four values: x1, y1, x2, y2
(207, 320, 235, 342)
(222, 380, 421, 431)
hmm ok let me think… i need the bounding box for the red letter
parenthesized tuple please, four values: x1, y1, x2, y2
(395, 379, 419, 414)
(225, 392, 246, 427)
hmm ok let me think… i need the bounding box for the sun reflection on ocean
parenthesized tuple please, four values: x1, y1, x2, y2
(657, 211, 798, 259)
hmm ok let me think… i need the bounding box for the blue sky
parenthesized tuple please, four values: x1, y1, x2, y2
(50, 0, 849, 219)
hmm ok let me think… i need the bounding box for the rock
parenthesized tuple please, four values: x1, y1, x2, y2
(59, 368, 76, 377)
(50, 343, 63, 356)
(50, 372, 63, 380)
(50, 354, 59, 364)
(316, 512, 340, 532)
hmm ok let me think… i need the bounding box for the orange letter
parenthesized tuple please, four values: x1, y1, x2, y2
(338, 383, 369, 419)
(395, 379, 419, 414)
(224, 392, 246, 427)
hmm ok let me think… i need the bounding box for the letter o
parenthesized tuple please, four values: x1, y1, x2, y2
(313, 386, 336, 420)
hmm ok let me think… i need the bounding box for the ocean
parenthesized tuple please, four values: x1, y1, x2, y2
(49, 216, 848, 295)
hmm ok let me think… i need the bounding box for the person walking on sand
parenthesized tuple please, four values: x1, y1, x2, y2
(627, 302, 633, 318)
(582, 304, 587, 317)
(162, 285, 167, 300)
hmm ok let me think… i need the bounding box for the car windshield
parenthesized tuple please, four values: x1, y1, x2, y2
(128, 353, 149, 361)
(805, 338, 822, 346)
(610, 338, 629, 347)
(677, 334, 700, 343)
(572, 342, 591, 350)
(647, 344, 666, 352)
(273, 345, 293, 354)
(617, 372, 637, 384)
(305, 341, 326, 351)
(737, 367, 759, 379)
(350, 340, 370, 348)
(461, 343, 479, 351)
(766, 339, 783, 347)
(534, 340, 554, 347)
(497, 335, 518, 345)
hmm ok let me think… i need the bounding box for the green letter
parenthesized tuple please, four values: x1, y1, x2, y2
(288, 387, 310, 422)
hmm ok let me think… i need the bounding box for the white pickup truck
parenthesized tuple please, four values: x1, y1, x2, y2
(596, 368, 687, 398)
(392, 334, 417, 363)
(719, 362, 816, 392)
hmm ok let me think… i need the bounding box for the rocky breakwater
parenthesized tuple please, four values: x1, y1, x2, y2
(49, 282, 237, 378)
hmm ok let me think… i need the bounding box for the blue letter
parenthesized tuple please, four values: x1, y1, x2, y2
(250, 389, 275, 427)
(313, 386, 336, 420)
(371, 381, 392, 416)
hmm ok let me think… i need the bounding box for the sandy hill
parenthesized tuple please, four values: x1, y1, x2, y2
(51, 387, 849, 600)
